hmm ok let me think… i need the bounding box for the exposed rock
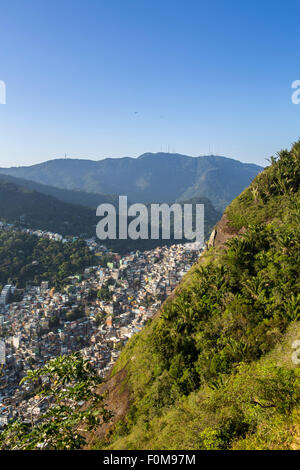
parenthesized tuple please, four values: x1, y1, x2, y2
(206, 213, 246, 249)
(85, 366, 130, 448)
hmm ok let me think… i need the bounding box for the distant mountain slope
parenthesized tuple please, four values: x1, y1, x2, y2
(0, 153, 263, 211)
(0, 178, 97, 237)
(0, 178, 221, 251)
(0, 174, 118, 209)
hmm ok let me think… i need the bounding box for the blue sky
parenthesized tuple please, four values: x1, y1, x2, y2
(0, 0, 299, 167)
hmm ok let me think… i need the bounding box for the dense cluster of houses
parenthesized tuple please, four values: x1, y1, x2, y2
(0, 238, 202, 428)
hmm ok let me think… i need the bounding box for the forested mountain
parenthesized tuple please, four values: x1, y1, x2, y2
(0, 178, 98, 237)
(0, 178, 220, 251)
(0, 153, 263, 211)
(0, 174, 118, 209)
(86, 142, 300, 450)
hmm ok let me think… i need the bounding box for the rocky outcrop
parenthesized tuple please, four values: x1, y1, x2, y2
(85, 366, 131, 448)
(206, 213, 245, 249)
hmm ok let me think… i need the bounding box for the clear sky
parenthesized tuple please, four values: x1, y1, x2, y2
(0, 0, 299, 167)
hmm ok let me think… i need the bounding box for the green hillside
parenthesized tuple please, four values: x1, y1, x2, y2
(0, 231, 96, 290)
(90, 142, 300, 450)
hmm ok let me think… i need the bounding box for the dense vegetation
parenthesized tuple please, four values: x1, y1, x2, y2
(0, 231, 96, 290)
(0, 354, 112, 450)
(94, 142, 300, 450)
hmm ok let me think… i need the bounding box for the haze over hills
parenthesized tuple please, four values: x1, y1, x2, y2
(0, 176, 220, 251)
(0, 173, 118, 209)
(0, 153, 263, 212)
(0, 177, 98, 237)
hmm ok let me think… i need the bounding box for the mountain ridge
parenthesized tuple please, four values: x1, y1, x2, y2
(1, 152, 261, 166)
(0, 176, 221, 252)
(0, 153, 263, 212)
(0, 173, 118, 209)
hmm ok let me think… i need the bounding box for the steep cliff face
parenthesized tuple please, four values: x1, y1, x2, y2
(89, 142, 300, 450)
(207, 213, 244, 248)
